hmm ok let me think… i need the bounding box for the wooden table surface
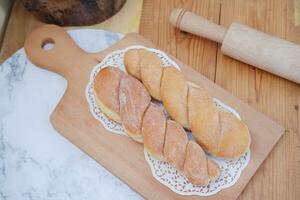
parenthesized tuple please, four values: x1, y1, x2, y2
(1, 0, 299, 200)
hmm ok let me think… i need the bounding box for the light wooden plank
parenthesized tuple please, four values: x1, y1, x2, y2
(140, 0, 220, 81)
(294, 0, 300, 26)
(216, 0, 300, 200)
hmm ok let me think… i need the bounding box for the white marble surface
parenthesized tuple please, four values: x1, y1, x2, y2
(0, 29, 142, 200)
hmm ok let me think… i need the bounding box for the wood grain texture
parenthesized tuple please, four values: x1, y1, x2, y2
(216, 1, 300, 200)
(1, 0, 299, 199)
(24, 25, 283, 199)
(140, 0, 300, 200)
(140, 0, 220, 81)
(170, 8, 300, 84)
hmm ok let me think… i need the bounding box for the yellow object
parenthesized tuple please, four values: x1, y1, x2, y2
(295, 0, 300, 26)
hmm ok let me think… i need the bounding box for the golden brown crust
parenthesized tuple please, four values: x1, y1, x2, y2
(217, 110, 251, 159)
(183, 141, 210, 186)
(93, 90, 121, 123)
(124, 48, 251, 160)
(160, 67, 189, 128)
(94, 66, 221, 185)
(119, 74, 151, 142)
(124, 49, 141, 79)
(163, 120, 188, 170)
(188, 86, 221, 155)
(188, 85, 250, 159)
(123, 127, 144, 143)
(93, 67, 124, 122)
(140, 51, 163, 100)
(142, 103, 166, 160)
(207, 159, 220, 181)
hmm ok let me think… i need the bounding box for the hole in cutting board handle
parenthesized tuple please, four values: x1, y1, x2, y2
(41, 38, 55, 51)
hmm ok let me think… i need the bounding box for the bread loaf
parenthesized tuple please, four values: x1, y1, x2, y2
(124, 49, 251, 159)
(93, 67, 123, 123)
(163, 120, 188, 170)
(119, 74, 151, 143)
(142, 103, 166, 160)
(93, 66, 220, 185)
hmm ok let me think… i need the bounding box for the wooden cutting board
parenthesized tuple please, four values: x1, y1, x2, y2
(24, 25, 284, 200)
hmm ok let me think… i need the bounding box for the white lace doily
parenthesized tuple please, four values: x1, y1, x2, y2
(85, 45, 251, 196)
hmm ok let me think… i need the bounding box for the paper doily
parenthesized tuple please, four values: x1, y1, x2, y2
(85, 45, 251, 196)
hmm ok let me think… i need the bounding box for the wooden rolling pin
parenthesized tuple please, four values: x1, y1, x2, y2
(170, 8, 300, 84)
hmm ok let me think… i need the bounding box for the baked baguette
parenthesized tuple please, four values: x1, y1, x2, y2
(124, 49, 251, 159)
(93, 67, 123, 123)
(93, 66, 220, 185)
(119, 74, 151, 143)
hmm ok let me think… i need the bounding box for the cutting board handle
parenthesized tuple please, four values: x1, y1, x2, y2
(24, 24, 98, 78)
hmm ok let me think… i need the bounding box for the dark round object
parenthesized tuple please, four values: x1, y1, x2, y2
(21, 0, 127, 26)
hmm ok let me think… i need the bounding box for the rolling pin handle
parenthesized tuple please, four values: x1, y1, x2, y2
(170, 8, 227, 44)
(170, 8, 227, 43)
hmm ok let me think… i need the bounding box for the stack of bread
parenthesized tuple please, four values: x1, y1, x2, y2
(93, 48, 251, 186)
